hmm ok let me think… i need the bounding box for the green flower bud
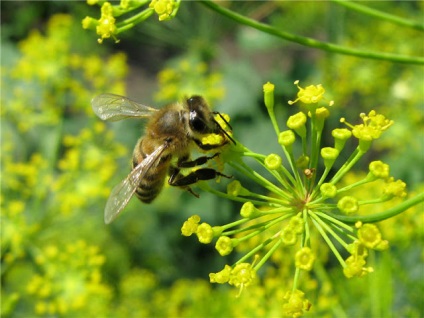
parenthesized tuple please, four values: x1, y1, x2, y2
(263, 81, 275, 111)
(264, 153, 282, 170)
(321, 147, 339, 168)
(320, 183, 337, 198)
(369, 160, 390, 179)
(278, 130, 296, 149)
(332, 128, 352, 152)
(240, 201, 257, 218)
(287, 112, 307, 138)
(337, 196, 359, 214)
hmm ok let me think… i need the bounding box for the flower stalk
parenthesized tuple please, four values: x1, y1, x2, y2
(181, 80, 421, 316)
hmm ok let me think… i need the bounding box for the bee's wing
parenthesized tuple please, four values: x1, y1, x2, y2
(104, 144, 168, 224)
(91, 93, 158, 122)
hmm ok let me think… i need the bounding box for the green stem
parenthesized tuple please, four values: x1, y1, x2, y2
(309, 211, 350, 250)
(219, 218, 250, 232)
(244, 152, 295, 195)
(201, 1, 424, 65)
(112, 1, 149, 17)
(197, 182, 278, 207)
(326, 192, 424, 224)
(330, 147, 364, 184)
(314, 211, 354, 233)
(254, 238, 282, 271)
(236, 236, 275, 265)
(336, 175, 374, 193)
(116, 8, 154, 33)
(331, 0, 424, 31)
(310, 216, 346, 267)
(229, 161, 288, 198)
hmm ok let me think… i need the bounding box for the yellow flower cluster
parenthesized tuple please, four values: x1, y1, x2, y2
(26, 241, 111, 316)
(82, 0, 181, 43)
(1, 14, 129, 316)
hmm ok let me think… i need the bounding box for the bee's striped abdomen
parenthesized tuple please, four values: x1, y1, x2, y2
(133, 150, 172, 203)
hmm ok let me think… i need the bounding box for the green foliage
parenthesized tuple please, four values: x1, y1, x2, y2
(1, 1, 423, 317)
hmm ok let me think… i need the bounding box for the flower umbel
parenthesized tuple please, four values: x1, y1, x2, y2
(82, 0, 181, 43)
(182, 81, 408, 315)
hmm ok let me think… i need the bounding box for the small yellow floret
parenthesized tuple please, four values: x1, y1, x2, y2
(295, 247, 315, 271)
(181, 215, 201, 236)
(289, 80, 326, 105)
(196, 223, 214, 244)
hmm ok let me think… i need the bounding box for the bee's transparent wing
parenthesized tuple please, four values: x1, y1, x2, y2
(91, 93, 158, 122)
(104, 144, 168, 224)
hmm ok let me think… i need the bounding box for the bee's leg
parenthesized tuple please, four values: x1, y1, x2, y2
(168, 166, 231, 198)
(177, 153, 219, 168)
(169, 168, 231, 186)
(168, 166, 199, 197)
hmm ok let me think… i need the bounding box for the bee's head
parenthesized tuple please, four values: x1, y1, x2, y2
(186, 96, 236, 145)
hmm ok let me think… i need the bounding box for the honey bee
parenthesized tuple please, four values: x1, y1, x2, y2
(91, 94, 235, 224)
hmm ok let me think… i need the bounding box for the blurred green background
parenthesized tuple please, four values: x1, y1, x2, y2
(1, 1, 423, 317)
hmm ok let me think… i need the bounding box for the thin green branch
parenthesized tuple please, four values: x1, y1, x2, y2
(332, 0, 424, 31)
(201, 1, 424, 65)
(326, 192, 424, 224)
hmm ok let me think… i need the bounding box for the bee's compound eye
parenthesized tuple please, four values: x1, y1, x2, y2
(190, 111, 206, 132)
(187, 96, 201, 106)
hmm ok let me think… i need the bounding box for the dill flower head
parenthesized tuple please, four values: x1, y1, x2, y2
(82, 0, 181, 43)
(181, 80, 409, 315)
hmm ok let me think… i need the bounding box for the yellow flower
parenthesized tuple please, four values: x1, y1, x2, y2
(343, 255, 374, 278)
(341, 110, 393, 145)
(282, 289, 312, 318)
(96, 2, 118, 43)
(215, 236, 234, 256)
(181, 215, 201, 236)
(228, 263, 256, 290)
(281, 227, 297, 245)
(295, 247, 315, 271)
(383, 177, 407, 198)
(337, 196, 359, 214)
(358, 224, 382, 249)
(196, 223, 214, 244)
(149, 0, 178, 21)
(289, 80, 326, 105)
(209, 265, 231, 284)
(369, 160, 390, 179)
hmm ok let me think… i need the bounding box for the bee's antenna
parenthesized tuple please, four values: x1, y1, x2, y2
(213, 112, 236, 145)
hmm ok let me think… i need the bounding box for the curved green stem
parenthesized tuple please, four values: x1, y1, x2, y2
(326, 192, 424, 224)
(201, 1, 424, 65)
(331, 0, 424, 31)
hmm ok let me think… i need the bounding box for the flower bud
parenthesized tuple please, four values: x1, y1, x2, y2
(287, 112, 307, 138)
(278, 130, 296, 149)
(358, 224, 382, 249)
(215, 236, 235, 256)
(321, 147, 339, 168)
(332, 128, 352, 152)
(263, 81, 275, 111)
(227, 180, 251, 197)
(295, 247, 315, 271)
(337, 196, 359, 214)
(320, 183, 337, 198)
(196, 223, 214, 244)
(240, 201, 256, 218)
(264, 153, 282, 170)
